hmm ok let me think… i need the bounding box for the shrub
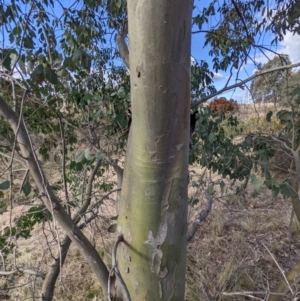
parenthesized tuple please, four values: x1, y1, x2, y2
(208, 97, 239, 115)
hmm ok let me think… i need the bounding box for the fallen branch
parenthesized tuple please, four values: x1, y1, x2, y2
(0, 268, 45, 279)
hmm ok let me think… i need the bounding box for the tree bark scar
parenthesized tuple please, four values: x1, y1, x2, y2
(136, 65, 141, 78)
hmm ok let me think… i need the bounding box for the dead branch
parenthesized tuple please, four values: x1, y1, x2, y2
(221, 291, 266, 301)
(0, 268, 45, 279)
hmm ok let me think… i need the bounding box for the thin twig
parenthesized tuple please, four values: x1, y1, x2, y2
(263, 243, 294, 296)
(288, 209, 294, 263)
(0, 268, 45, 279)
(18, 168, 29, 194)
(0, 251, 5, 271)
(0, 150, 26, 165)
(221, 291, 265, 300)
(57, 113, 70, 215)
(10, 2, 34, 74)
(8, 90, 28, 243)
(21, 103, 64, 283)
(3, 247, 45, 279)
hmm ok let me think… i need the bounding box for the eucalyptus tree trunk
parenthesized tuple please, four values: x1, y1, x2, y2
(116, 1, 193, 300)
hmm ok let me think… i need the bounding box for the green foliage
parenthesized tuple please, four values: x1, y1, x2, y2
(191, 60, 216, 99)
(190, 101, 300, 201)
(22, 182, 32, 196)
(0, 181, 10, 190)
(191, 106, 253, 183)
(193, 1, 264, 72)
(260, 0, 300, 43)
(0, 205, 51, 256)
(0, 200, 7, 214)
(14, 206, 52, 239)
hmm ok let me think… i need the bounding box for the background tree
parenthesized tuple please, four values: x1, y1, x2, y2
(250, 55, 293, 108)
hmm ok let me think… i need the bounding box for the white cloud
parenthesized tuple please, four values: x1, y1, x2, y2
(252, 52, 276, 65)
(279, 32, 300, 63)
(251, 32, 300, 66)
(213, 72, 226, 81)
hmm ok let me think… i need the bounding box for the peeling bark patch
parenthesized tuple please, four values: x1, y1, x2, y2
(151, 153, 158, 162)
(159, 266, 168, 278)
(163, 178, 184, 214)
(175, 143, 184, 150)
(161, 181, 172, 216)
(145, 135, 171, 163)
(145, 223, 167, 275)
(160, 262, 177, 301)
(127, 230, 133, 243)
(158, 85, 169, 94)
(145, 140, 157, 155)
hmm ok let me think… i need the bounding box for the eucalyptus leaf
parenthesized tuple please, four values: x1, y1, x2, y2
(18, 59, 26, 74)
(22, 182, 31, 196)
(0, 180, 10, 190)
(208, 132, 214, 143)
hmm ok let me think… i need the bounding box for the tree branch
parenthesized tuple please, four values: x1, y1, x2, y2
(116, 33, 130, 70)
(187, 190, 213, 242)
(57, 113, 70, 215)
(191, 62, 300, 108)
(42, 159, 103, 301)
(0, 96, 109, 296)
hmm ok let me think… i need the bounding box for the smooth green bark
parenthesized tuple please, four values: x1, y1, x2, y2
(117, 1, 193, 300)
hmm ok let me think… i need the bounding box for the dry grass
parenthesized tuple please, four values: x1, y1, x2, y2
(186, 182, 300, 301)
(1, 103, 300, 301)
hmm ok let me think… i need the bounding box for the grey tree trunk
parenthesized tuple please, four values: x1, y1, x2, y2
(116, 1, 193, 300)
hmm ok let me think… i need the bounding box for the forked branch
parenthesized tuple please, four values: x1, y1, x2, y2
(0, 96, 109, 296)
